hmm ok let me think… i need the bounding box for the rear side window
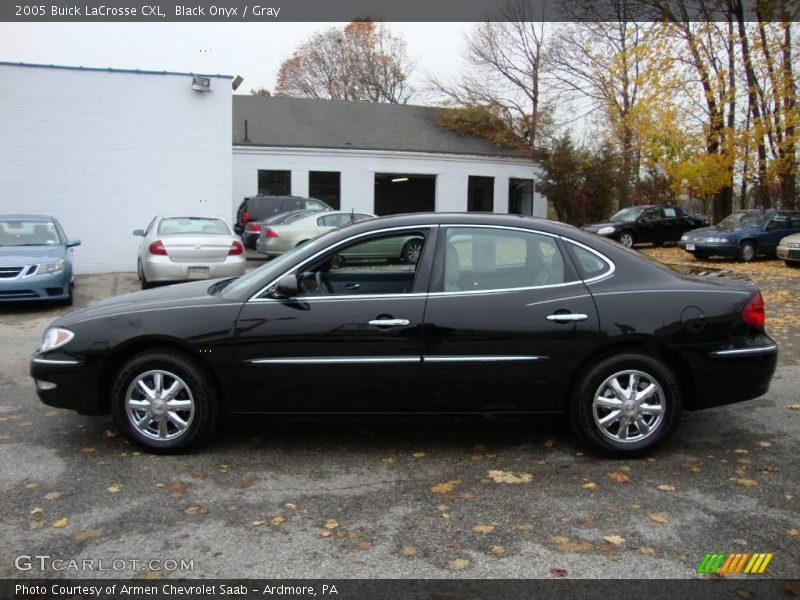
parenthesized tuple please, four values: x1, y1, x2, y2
(569, 243, 612, 280)
(663, 207, 677, 217)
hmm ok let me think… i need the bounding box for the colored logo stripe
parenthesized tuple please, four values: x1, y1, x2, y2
(696, 553, 773, 574)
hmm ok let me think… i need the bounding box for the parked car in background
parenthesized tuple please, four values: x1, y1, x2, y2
(678, 209, 800, 262)
(583, 205, 704, 248)
(234, 195, 333, 247)
(777, 232, 800, 267)
(239, 210, 321, 251)
(256, 210, 375, 258)
(134, 216, 246, 289)
(0, 215, 80, 305)
(31, 213, 777, 456)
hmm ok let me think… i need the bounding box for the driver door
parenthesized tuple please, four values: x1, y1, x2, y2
(233, 227, 436, 413)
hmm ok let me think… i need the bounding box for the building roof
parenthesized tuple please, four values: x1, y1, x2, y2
(0, 61, 233, 79)
(233, 96, 532, 160)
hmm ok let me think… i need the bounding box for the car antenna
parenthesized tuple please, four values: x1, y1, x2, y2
(350, 208, 355, 222)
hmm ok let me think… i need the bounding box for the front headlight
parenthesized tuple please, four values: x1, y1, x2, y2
(37, 259, 65, 274)
(681, 235, 688, 241)
(706, 237, 730, 243)
(597, 226, 616, 235)
(40, 327, 75, 352)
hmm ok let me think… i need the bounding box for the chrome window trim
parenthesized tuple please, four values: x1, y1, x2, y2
(424, 355, 546, 363)
(592, 289, 751, 297)
(709, 345, 777, 357)
(560, 238, 616, 284)
(32, 357, 81, 366)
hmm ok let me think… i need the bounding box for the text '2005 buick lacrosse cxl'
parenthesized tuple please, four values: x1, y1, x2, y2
(30, 213, 777, 456)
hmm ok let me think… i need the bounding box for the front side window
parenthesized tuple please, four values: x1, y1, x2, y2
(441, 227, 567, 292)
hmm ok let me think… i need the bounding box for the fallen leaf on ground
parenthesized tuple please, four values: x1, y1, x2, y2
(487, 470, 533, 484)
(436, 504, 449, 512)
(184, 506, 207, 515)
(30, 507, 43, 515)
(648, 512, 668, 524)
(24, 483, 39, 489)
(448, 558, 469, 570)
(105, 429, 117, 438)
(357, 540, 372, 550)
(51, 517, 68, 528)
(473, 524, 496, 534)
(788, 404, 800, 410)
(550, 568, 568, 577)
(106, 484, 123, 493)
(251, 519, 267, 527)
(489, 545, 506, 556)
(324, 519, 339, 530)
(735, 589, 753, 599)
(788, 528, 800, 538)
(656, 484, 676, 492)
(638, 546, 657, 556)
(81, 448, 95, 453)
(317, 530, 332, 538)
(285, 502, 297, 510)
(544, 438, 555, 448)
(271, 516, 285, 526)
(401, 545, 417, 556)
(735, 479, 758, 487)
(517, 523, 535, 531)
(382, 458, 394, 465)
(73, 529, 101, 542)
(582, 482, 598, 490)
(681, 462, 702, 473)
(757, 441, 772, 448)
(603, 535, 625, 545)
(30, 520, 45, 529)
(551, 536, 593, 552)
(43, 492, 62, 500)
(608, 471, 630, 483)
(412, 452, 426, 458)
(783, 582, 797, 596)
(759, 464, 779, 473)
(431, 480, 461, 495)
(734, 449, 749, 454)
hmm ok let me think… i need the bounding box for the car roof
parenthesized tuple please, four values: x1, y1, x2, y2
(0, 214, 56, 221)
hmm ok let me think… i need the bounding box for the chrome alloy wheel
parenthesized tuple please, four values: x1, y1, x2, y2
(404, 239, 423, 264)
(125, 370, 195, 441)
(618, 232, 634, 248)
(592, 369, 665, 444)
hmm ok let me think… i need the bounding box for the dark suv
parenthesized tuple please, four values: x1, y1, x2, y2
(583, 205, 704, 248)
(235, 195, 333, 248)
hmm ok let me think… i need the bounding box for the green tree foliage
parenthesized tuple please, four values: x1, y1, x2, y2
(434, 106, 531, 153)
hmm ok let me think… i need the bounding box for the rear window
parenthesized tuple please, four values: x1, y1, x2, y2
(158, 218, 230, 235)
(569, 243, 612, 279)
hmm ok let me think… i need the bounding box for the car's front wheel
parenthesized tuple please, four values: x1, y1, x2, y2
(617, 231, 635, 248)
(111, 351, 219, 452)
(737, 240, 756, 262)
(570, 353, 682, 457)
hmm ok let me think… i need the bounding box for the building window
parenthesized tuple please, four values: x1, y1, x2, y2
(258, 170, 291, 195)
(374, 173, 436, 216)
(509, 178, 534, 215)
(468, 176, 494, 212)
(309, 171, 341, 209)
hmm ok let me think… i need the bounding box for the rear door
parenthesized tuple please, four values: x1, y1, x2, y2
(420, 225, 600, 413)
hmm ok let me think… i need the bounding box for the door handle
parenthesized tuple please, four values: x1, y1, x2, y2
(345, 283, 360, 290)
(546, 313, 589, 322)
(368, 319, 410, 327)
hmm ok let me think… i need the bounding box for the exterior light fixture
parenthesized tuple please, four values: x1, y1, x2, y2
(191, 76, 211, 92)
(391, 177, 409, 183)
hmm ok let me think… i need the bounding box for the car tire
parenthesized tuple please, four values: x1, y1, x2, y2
(402, 238, 424, 264)
(138, 259, 152, 290)
(63, 281, 74, 307)
(110, 350, 219, 453)
(617, 231, 635, 248)
(737, 240, 756, 262)
(570, 353, 682, 457)
(784, 260, 800, 268)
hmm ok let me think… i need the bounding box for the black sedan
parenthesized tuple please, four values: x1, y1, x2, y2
(583, 205, 704, 248)
(30, 213, 777, 456)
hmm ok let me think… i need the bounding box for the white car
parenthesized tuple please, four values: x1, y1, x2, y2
(256, 211, 375, 257)
(134, 215, 246, 289)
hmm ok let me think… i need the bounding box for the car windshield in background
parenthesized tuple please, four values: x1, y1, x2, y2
(0, 220, 61, 246)
(158, 217, 229, 235)
(717, 211, 764, 229)
(609, 207, 644, 222)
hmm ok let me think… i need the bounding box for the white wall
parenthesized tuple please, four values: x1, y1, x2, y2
(0, 64, 232, 273)
(232, 146, 546, 220)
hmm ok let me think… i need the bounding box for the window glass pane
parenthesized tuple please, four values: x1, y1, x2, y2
(309, 171, 341, 210)
(663, 207, 677, 217)
(258, 170, 291, 195)
(468, 176, 494, 212)
(570, 244, 610, 278)
(158, 218, 229, 235)
(444, 228, 565, 291)
(0, 220, 61, 246)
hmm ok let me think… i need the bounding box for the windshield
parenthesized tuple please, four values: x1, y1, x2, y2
(717, 211, 764, 229)
(0, 220, 61, 246)
(158, 217, 230, 235)
(609, 207, 645, 223)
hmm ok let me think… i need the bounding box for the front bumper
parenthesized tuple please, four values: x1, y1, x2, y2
(30, 352, 105, 415)
(776, 246, 800, 262)
(142, 256, 246, 283)
(677, 240, 738, 256)
(0, 270, 71, 302)
(686, 339, 778, 410)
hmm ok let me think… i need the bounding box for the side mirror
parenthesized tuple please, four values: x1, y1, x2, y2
(133, 229, 145, 237)
(273, 274, 298, 298)
(66, 239, 81, 248)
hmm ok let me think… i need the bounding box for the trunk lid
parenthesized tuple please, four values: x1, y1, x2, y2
(161, 235, 232, 263)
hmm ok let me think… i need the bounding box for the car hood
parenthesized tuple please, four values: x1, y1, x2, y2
(54, 278, 236, 327)
(0, 245, 65, 266)
(683, 225, 750, 238)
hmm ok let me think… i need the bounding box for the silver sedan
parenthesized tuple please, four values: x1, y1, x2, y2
(256, 211, 374, 257)
(134, 216, 246, 289)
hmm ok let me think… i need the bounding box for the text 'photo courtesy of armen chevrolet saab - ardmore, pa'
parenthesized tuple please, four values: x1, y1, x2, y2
(0, 0, 799, 594)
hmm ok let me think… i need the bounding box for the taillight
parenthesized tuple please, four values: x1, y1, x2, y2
(264, 228, 279, 238)
(247, 223, 260, 232)
(242, 211, 250, 225)
(228, 241, 244, 255)
(148, 241, 167, 256)
(742, 290, 765, 329)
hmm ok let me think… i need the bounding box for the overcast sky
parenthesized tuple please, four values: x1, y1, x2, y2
(0, 22, 470, 101)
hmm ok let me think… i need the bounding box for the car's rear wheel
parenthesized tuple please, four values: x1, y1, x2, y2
(570, 353, 682, 457)
(111, 351, 219, 452)
(617, 231, 635, 248)
(737, 240, 756, 262)
(402, 238, 424, 264)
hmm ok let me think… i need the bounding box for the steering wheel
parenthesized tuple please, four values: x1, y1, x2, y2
(315, 271, 333, 295)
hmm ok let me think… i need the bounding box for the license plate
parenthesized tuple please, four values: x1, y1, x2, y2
(686, 243, 695, 251)
(789, 249, 800, 259)
(187, 267, 210, 279)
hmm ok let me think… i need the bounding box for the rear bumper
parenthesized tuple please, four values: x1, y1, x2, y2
(30, 353, 105, 415)
(241, 232, 259, 250)
(0, 270, 71, 302)
(143, 256, 246, 283)
(256, 237, 291, 257)
(686, 340, 778, 410)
